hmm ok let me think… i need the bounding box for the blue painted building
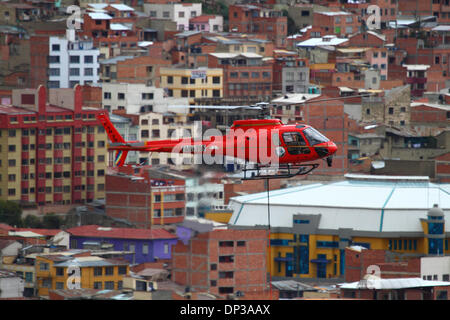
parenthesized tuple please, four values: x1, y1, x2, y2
(67, 225, 179, 264)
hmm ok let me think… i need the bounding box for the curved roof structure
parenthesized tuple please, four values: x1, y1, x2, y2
(228, 175, 450, 235)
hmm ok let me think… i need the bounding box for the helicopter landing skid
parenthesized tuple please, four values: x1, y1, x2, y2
(241, 163, 319, 180)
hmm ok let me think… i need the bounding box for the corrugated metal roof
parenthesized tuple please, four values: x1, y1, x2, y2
(228, 176, 450, 232)
(340, 278, 450, 290)
(66, 225, 177, 240)
(297, 37, 349, 47)
(87, 12, 112, 20)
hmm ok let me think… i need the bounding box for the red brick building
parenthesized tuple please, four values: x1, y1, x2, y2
(271, 94, 349, 176)
(398, 0, 450, 24)
(313, 11, 360, 37)
(105, 170, 186, 228)
(207, 52, 273, 101)
(172, 225, 271, 298)
(228, 4, 287, 48)
(81, 4, 143, 59)
(345, 247, 420, 283)
(29, 30, 65, 89)
(348, 31, 386, 48)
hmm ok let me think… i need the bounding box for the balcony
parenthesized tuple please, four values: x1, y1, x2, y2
(406, 77, 427, 84)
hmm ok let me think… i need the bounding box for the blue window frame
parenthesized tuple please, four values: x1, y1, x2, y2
(316, 241, 339, 248)
(294, 219, 309, 224)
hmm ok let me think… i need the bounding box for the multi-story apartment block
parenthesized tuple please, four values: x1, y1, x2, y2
(105, 170, 186, 227)
(143, 3, 202, 31)
(159, 67, 223, 104)
(137, 112, 200, 168)
(48, 37, 100, 89)
(207, 53, 273, 101)
(0, 85, 107, 206)
(102, 83, 189, 115)
(272, 55, 310, 94)
(109, 113, 139, 164)
(102, 83, 163, 114)
(99, 55, 171, 86)
(173, 221, 270, 298)
(228, 4, 287, 48)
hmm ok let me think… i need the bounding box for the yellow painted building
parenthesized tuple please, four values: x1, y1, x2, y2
(159, 67, 223, 104)
(203, 210, 233, 224)
(35, 254, 129, 297)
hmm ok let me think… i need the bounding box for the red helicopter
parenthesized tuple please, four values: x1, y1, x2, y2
(97, 113, 337, 180)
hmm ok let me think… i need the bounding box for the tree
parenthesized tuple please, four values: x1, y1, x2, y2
(0, 200, 22, 227)
(22, 215, 44, 228)
(42, 213, 62, 229)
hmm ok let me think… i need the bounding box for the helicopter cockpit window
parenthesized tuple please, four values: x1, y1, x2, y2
(303, 127, 329, 146)
(282, 132, 310, 155)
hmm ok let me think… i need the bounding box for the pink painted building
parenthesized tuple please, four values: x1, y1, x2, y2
(189, 15, 223, 32)
(366, 47, 388, 80)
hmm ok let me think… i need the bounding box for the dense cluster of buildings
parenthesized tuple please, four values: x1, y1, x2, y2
(0, 0, 449, 301)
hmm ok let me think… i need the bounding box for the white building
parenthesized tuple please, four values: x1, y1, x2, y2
(48, 36, 100, 89)
(138, 112, 201, 169)
(185, 178, 224, 217)
(109, 113, 140, 165)
(102, 83, 189, 115)
(421, 257, 450, 282)
(0, 270, 24, 299)
(143, 3, 202, 31)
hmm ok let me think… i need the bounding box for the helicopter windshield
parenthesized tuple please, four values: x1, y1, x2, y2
(282, 132, 310, 155)
(303, 127, 329, 146)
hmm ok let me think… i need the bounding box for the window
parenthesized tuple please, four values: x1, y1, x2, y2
(84, 68, 93, 76)
(40, 262, 50, 271)
(237, 241, 245, 247)
(219, 255, 234, 263)
(48, 56, 60, 64)
(56, 268, 64, 276)
(84, 55, 94, 63)
(70, 56, 80, 63)
(118, 93, 125, 100)
(49, 68, 60, 76)
(142, 93, 154, 100)
(435, 56, 440, 64)
(143, 243, 149, 254)
(105, 267, 114, 276)
(105, 281, 114, 290)
(94, 267, 103, 276)
(118, 266, 127, 275)
(219, 241, 234, 247)
(212, 76, 220, 84)
(94, 282, 102, 289)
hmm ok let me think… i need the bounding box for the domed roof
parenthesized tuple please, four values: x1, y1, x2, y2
(428, 204, 444, 217)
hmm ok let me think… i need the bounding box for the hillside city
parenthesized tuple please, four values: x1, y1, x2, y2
(0, 0, 449, 302)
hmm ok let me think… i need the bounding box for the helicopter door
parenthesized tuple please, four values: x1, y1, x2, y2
(282, 132, 310, 155)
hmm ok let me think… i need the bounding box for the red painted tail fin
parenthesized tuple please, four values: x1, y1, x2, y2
(97, 112, 128, 166)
